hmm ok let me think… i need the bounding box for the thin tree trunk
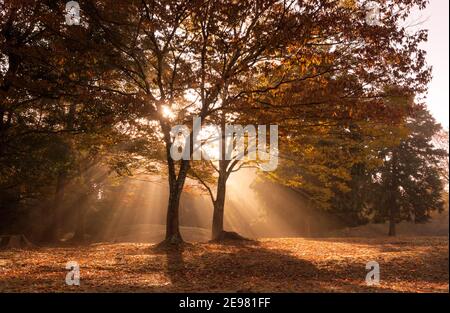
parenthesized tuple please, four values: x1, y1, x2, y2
(53, 172, 66, 238)
(72, 174, 91, 243)
(305, 216, 311, 237)
(72, 156, 93, 243)
(0, 108, 4, 131)
(388, 206, 396, 236)
(41, 171, 66, 242)
(72, 204, 87, 242)
(388, 149, 398, 237)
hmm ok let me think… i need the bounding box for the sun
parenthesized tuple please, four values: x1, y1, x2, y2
(162, 105, 176, 120)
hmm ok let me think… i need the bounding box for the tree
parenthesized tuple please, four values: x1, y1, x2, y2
(81, 0, 333, 244)
(189, 108, 275, 240)
(327, 119, 409, 227)
(188, 0, 431, 241)
(1, 0, 434, 245)
(0, 1, 141, 241)
(371, 106, 446, 236)
(434, 129, 449, 184)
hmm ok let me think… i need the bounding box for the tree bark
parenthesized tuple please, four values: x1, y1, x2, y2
(160, 117, 191, 245)
(212, 175, 226, 240)
(388, 205, 396, 236)
(210, 113, 245, 241)
(165, 175, 185, 244)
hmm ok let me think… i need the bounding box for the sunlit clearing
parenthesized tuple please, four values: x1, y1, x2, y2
(67, 168, 340, 243)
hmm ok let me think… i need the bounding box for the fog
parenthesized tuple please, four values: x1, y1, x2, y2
(66, 168, 341, 243)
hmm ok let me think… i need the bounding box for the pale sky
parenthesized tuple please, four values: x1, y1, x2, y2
(411, 1, 449, 129)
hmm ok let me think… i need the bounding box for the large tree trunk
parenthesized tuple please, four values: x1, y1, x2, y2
(212, 176, 226, 240)
(212, 117, 228, 241)
(160, 119, 191, 245)
(165, 181, 184, 244)
(210, 114, 247, 241)
(211, 180, 248, 241)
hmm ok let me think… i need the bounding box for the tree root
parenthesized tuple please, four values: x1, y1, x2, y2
(210, 230, 252, 243)
(154, 233, 188, 250)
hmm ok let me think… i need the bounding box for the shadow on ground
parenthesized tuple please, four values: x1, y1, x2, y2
(0, 237, 447, 292)
(151, 240, 407, 292)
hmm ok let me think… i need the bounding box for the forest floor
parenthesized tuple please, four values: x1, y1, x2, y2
(0, 236, 448, 292)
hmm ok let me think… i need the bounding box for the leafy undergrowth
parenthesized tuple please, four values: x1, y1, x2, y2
(0, 236, 448, 292)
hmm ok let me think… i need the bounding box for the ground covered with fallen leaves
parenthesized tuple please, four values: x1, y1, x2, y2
(0, 236, 448, 292)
